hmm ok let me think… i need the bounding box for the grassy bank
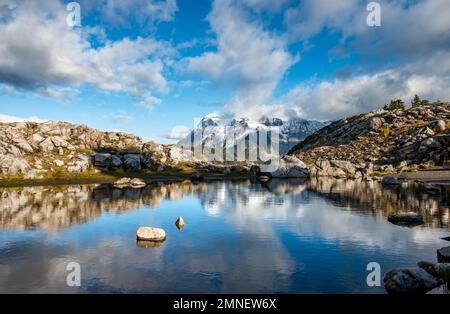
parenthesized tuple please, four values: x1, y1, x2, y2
(0, 168, 252, 188)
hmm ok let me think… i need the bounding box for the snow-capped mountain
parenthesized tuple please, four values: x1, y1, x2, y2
(177, 114, 326, 155)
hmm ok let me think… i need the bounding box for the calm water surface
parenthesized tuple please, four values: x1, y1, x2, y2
(0, 178, 449, 293)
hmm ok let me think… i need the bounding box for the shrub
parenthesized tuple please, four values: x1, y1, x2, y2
(431, 99, 442, 106)
(381, 127, 390, 137)
(411, 94, 430, 108)
(383, 99, 405, 111)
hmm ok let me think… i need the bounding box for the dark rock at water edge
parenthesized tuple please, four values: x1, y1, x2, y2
(418, 261, 450, 282)
(190, 172, 203, 181)
(381, 176, 403, 186)
(387, 212, 424, 226)
(384, 268, 443, 294)
(437, 246, 450, 263)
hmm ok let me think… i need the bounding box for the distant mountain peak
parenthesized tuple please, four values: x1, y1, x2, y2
(178, 114, 326, 155)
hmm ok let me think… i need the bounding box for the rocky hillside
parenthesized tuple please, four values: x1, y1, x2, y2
(0, 121, 194, 179)
(288, 103, 450, 176)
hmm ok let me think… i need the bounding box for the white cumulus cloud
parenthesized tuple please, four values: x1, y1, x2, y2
(0, 114, 47, 123)
(185, 0, 297, 118)
(0, 0, 174, 111)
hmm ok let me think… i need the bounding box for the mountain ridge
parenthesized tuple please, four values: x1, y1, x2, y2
(177, 115, 326, 155)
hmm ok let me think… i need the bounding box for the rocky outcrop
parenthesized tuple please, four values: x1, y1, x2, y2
(0, 121, 197, 179)
(289, 103, 450, 175)
(384, 261, 450, 293)
(308, 160, 370, 179)
(418, 261, 450, 282)
(271, 156, 309, 178)
(384, 268, 443, 294)
(0, 154, 31, 175)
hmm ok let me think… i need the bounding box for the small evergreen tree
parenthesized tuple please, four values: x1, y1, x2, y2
(411, 94, 430, 108)
(411, 94, 421, 107)
(383, 99, 405, 111)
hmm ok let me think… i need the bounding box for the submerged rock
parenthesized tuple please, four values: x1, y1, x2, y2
(384, 268, 443, 294)
(387, 212, 424, 226)
(136, 227, 166, 242)
(175, 217, 185, 230)
(437, 246, 450, 263)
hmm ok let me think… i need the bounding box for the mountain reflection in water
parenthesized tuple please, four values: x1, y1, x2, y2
(1, 179, 448, 231)
(0, 179, 449, 293)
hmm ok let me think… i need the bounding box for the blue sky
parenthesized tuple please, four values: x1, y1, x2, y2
(0, 0, 449, 143)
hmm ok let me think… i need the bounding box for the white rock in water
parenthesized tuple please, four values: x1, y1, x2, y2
(113, 177, 132, 188)
(130, 178, 146, 188)
(114, 177, 146, 188)
(136, 227, 166, 242)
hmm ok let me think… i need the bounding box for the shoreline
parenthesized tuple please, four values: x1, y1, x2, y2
(0, 172, 253, 188)
(1, 168, 449, 189)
